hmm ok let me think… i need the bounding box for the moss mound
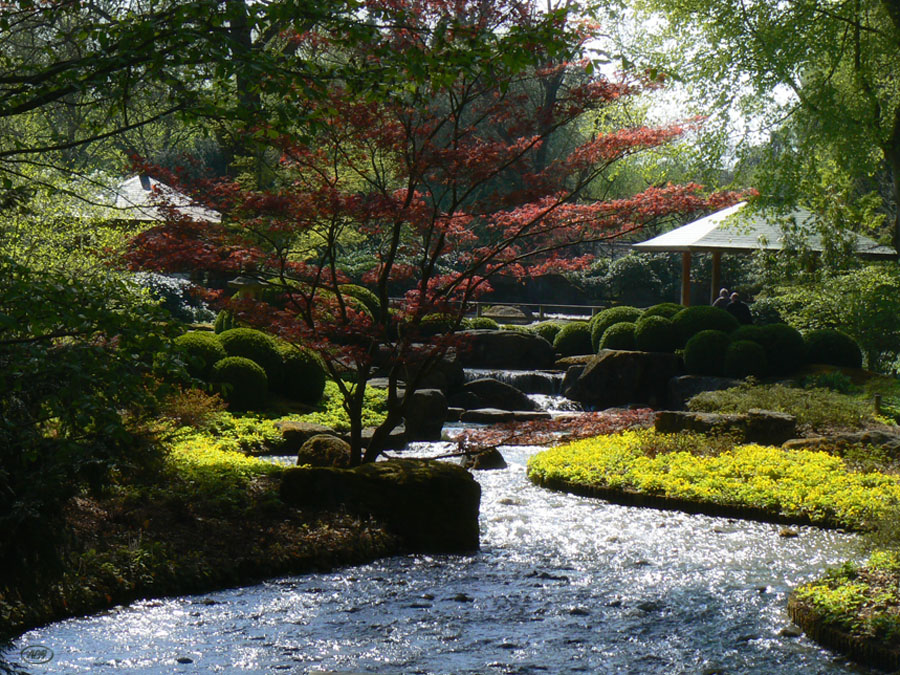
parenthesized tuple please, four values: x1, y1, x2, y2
(599, 321, 636, 350)
(217, 327, 283, 383)
(464, 316, 500, 330)
(684, 329, 731, 376)
(724, 339, 768, 379)
(757, 323, 807, 375)
(174, 331, 227, 379)
(634, 316, 679, 353)
(590, 306, 643, 351)
(275, 346, 327, 404)
(805, 328, 863, 369)
(211, 356, 268, 410)
(672, 305, 739, 346)
(554, 321, 593, 356)
(640, 302, 684, 320)
(530, 320, 564, 343)
(339, 284, 381, 316)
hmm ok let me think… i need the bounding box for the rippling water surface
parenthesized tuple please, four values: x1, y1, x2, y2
(12, 443, 870, 674)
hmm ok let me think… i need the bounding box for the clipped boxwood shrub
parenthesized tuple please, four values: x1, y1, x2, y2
(805, 328, 863, 368)
(724, 339, 768, 379)
(684, 329, 731, 376)
(217, 328, 283, 383)
(211, 356, 268, 410)
(590, 306, 643, 351)
(757, 323, 807, 375)
(600, 321, 636, 350)
(554, 321, 593, 356)
(530, 320, 564, 343)
(464, 316, 500, 330)
(672, 306, 739, 346)
(214, 309, 236, 334)
(274, 346, 327, 404)
(339, 284, 381, 316)
(729, 325, 765, 344)
(634, 315, 679, 353)
(174, 331, 227, 379)
(640, 302, 683, 320)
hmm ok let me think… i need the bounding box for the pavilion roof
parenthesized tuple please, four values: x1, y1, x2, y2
(114, 174, 221, 223)
(633, 202, 896, 259)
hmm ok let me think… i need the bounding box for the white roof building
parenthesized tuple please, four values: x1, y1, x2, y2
(114, 174, 221, 223)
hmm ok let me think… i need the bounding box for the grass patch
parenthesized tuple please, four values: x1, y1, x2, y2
(288, 380, 388, 431)
(792, 551, 900, 646)
(527, 430, 900, 530)
(688, 382, 877, 432)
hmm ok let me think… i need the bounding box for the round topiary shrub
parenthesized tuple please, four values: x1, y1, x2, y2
(217, 327, 283, 384)
(590, 306, 643, 351)
(724, 339, 768, 379)
(530, 320, 564, 343)
(634, 316, 679, 353)
(672, 306, 740, 346)
(804, 328, 863, 368)
(757, 323, 807, 375)
(640, 302, 684, 320)
(683, 329, 731, 376)
(600, 321, 636, 350)
(211, 356, 268, 410)
(553, 321, 593, 356)
(729, 324, 765, 344)
(464, 316, 500, 330)
(339, 284, 381, 316)
(174, 331, 227, 379)
(274, 346, 327, 404)
(214, 309, 236, 334)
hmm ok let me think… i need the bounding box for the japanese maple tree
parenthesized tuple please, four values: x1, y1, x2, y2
(128, 0, 744, 464)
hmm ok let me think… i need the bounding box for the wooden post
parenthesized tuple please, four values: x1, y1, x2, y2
(681, 251, 692, 306)
(710, 251, 721, 304)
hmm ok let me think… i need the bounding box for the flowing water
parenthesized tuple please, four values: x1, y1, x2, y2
(9, 440, 870, 674)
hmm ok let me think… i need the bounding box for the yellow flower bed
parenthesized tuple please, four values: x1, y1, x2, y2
(527, 430, 900, 530)
(168, 435, 282, 491)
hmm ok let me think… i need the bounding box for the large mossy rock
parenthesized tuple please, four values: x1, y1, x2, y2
(296, 434, 352, 467)
(654, 409, 797, 446)
(280, 459, 481, 553)
(449, 377, 538, 411)
(404, 388, 448, 441)
(562, 349, 683, 408)
(457, 330, 555, 370)
(275, 420, 335, 454)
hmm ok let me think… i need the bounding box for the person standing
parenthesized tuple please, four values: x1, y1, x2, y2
(712, 288, 730, 309)
(725, 292, 753, 324)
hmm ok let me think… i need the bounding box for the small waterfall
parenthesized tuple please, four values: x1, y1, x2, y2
(463, 368, 565, 395)
(528, 393, 584, 413)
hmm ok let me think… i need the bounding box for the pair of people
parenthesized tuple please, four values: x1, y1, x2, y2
(713, 288, 752, 324)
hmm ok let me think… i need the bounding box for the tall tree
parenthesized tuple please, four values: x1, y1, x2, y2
(628, 0, 900, 249)
(128, 0, 743, 465)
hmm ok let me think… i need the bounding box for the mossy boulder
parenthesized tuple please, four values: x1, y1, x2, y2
(463, 316, 500, 330)
(210, 356, 268, 410)
(296, 434, 352, 468)
(562, 349, 683, 408)
(458, 330, 555, 369)
(280, 459, 481, 553)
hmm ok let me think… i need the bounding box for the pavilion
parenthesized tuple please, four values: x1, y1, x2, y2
(113, 174, 221, 224)
(633, 201, 897, 305)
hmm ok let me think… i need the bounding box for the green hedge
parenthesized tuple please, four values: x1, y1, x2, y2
(599, 321, 636, 350)
(683, 329, 731, 376)
(805, 328, 863, 369)
(634, 315, 679, 353)
(554, 321, 593, 356)
(217, 328, 283, 384)
(672, 306, 739, 346)
(590, 306, 643, 351)
(211, 357, 268, 410)
(274, 347, 327, 404)
(174, 331, 227, 379)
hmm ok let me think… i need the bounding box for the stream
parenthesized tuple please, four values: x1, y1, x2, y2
(10, 437, 869, 674)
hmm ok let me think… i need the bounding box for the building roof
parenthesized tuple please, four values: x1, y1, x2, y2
(633, 201, 896, 259)
(114, 174, 221, 223)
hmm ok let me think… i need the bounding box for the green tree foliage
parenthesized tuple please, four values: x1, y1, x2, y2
(0, 254, 179, 592)
(633, 0, 900, 247)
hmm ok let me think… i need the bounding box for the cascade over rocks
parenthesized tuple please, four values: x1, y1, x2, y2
(404, 388, 448, 441)
(563, 349, 683, 408)
(459, 408, 551, 424)
(666, 375, 743, 410)
(457, 330, 555, 370)
(280, 459, 481, 553)
(654, 409, 798, 446)
(449, 377, 538, 411)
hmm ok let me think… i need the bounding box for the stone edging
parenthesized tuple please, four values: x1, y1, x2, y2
(528, 475, 839, 529)
(787, 594, 900, 671)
